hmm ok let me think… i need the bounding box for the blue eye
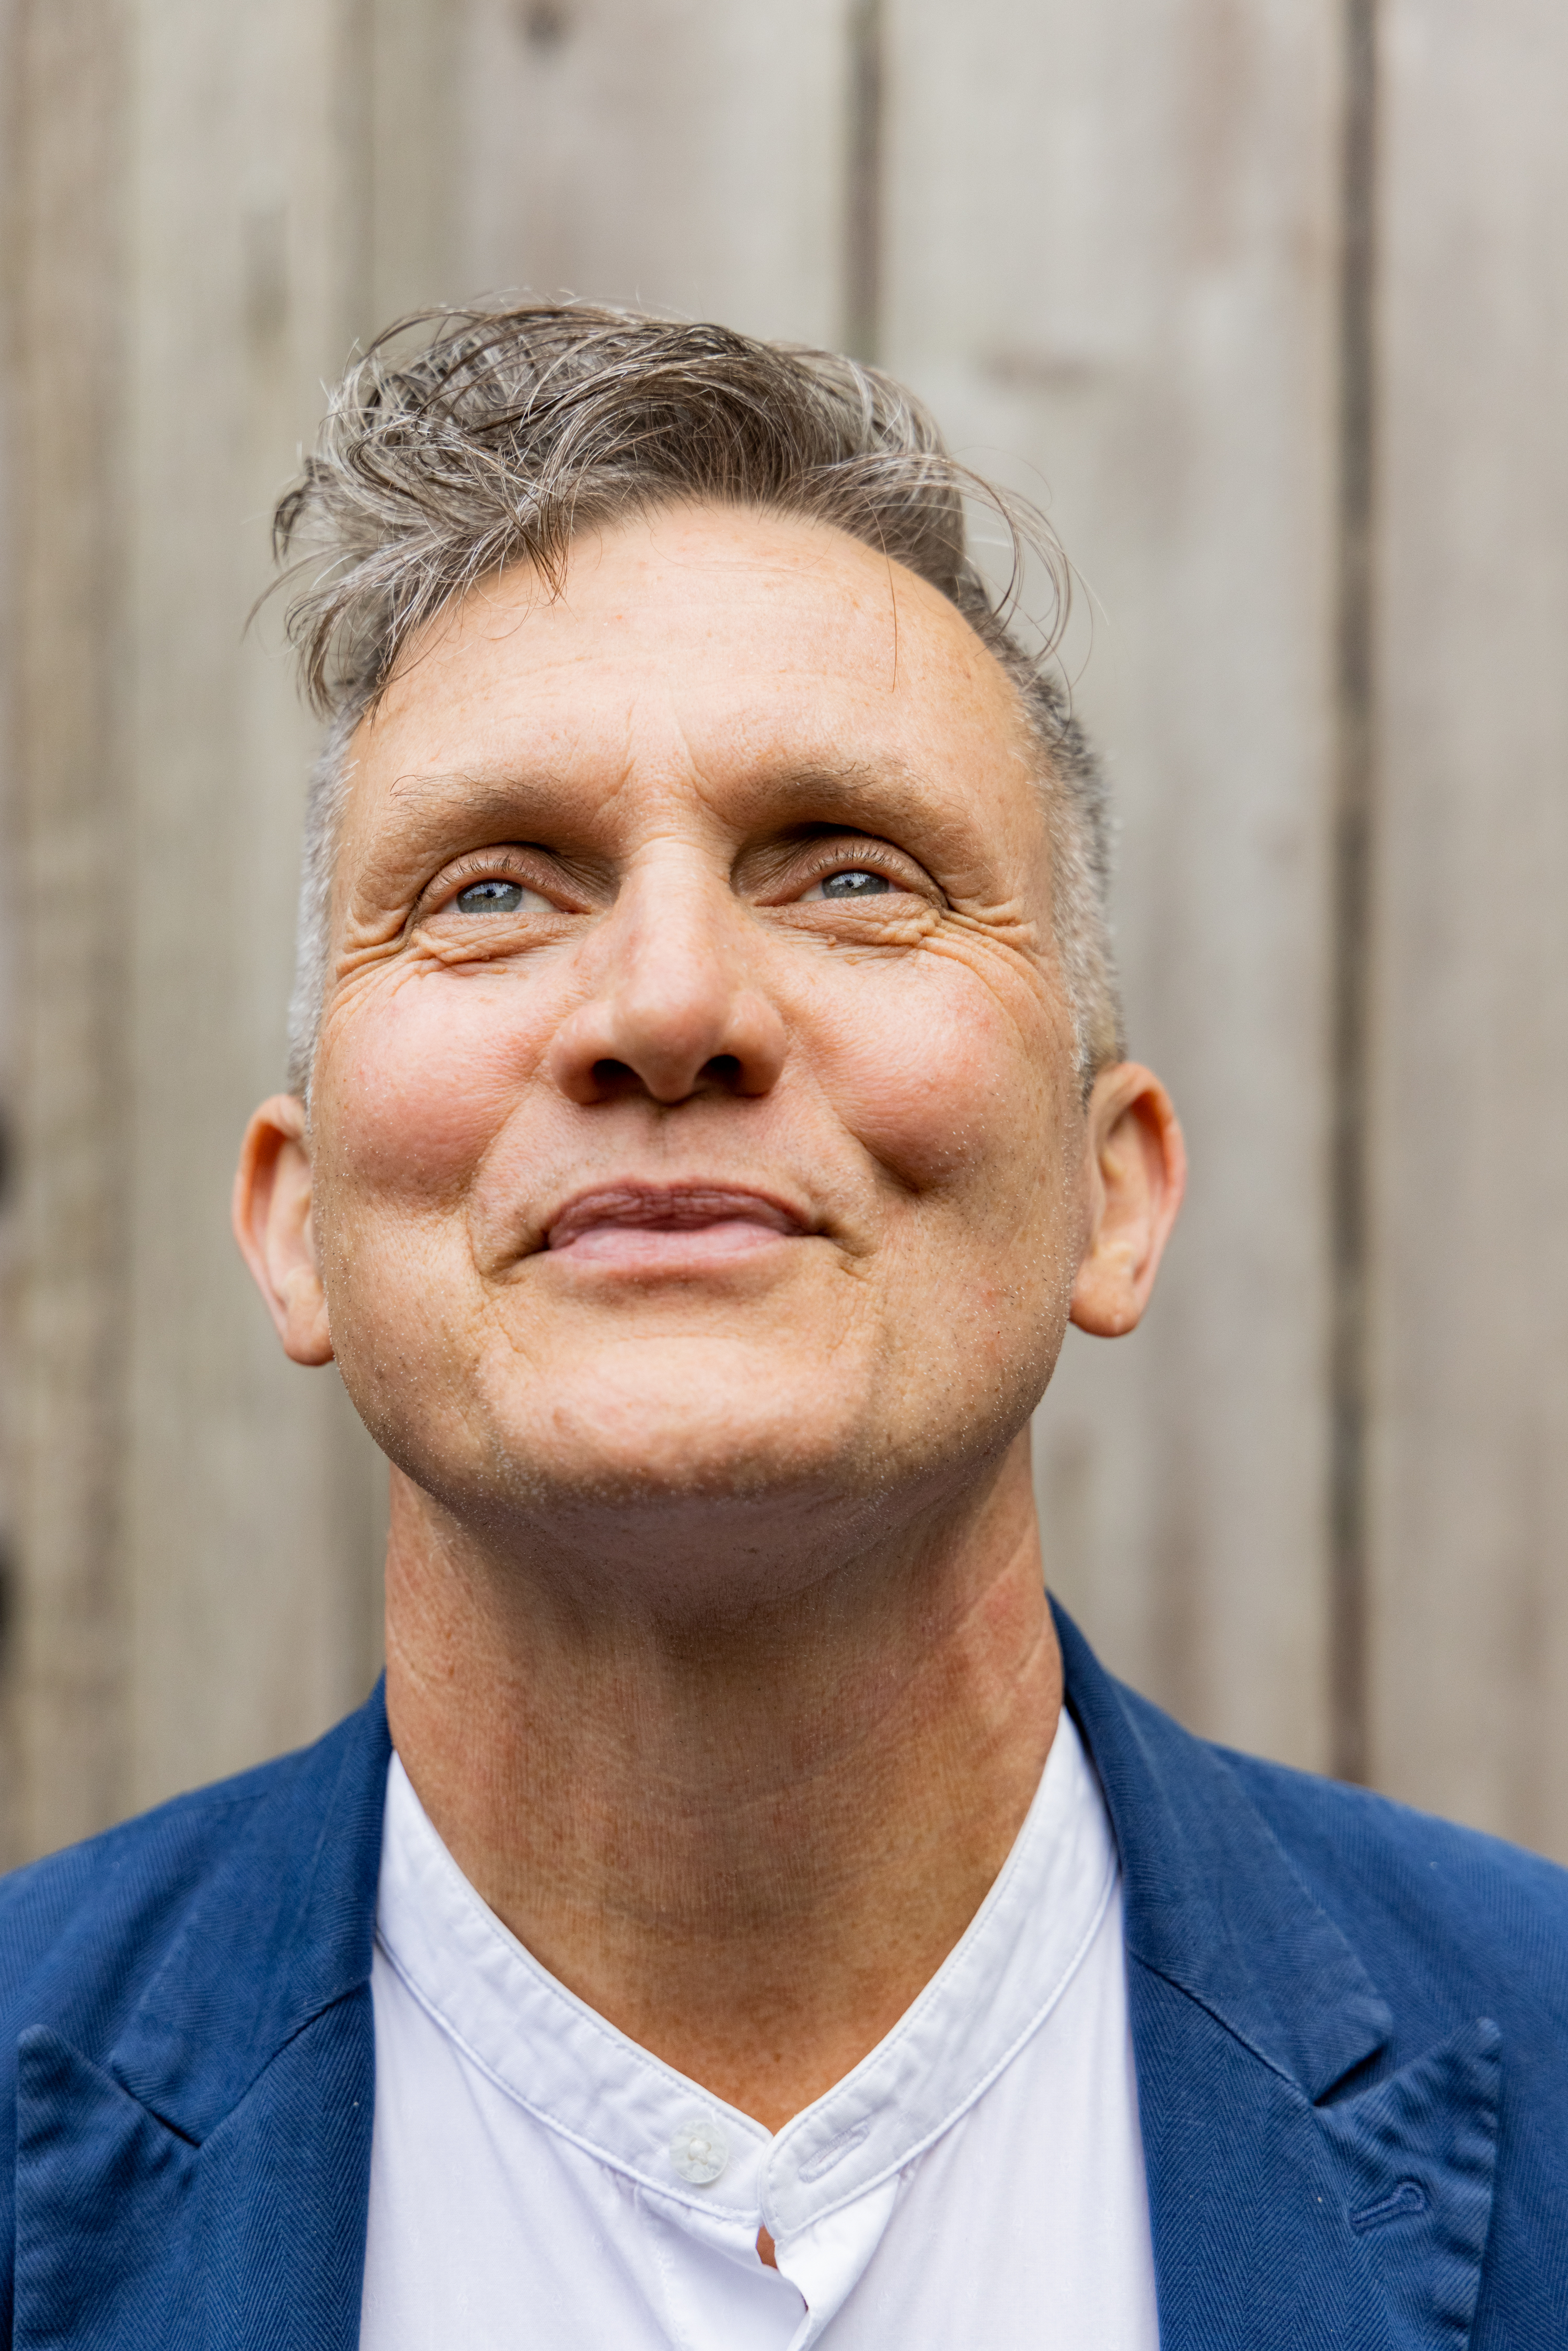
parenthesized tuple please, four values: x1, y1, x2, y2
(818, 870, 892, 898)
(455, 879, 526, 913)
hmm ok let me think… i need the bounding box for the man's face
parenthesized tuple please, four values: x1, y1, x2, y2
(306, 505, 1092, 1547)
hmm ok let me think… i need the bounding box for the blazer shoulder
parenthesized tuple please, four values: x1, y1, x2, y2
(1214, 1741, 1568, 2024)
(0, 1690, 386, 2060)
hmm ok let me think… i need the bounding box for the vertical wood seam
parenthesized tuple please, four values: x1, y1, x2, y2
(1330, 0, 1380, 1785)
(843, 0, 883, 364)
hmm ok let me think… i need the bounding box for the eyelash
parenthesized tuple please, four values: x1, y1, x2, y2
(786, 842, 924, 897)
(423, 838, 926, 914)
(428, 851, 558, 913)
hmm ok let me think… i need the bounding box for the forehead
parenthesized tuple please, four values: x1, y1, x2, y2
(342, 503, 1044, 864)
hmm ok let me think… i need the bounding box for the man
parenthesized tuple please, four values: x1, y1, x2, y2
(2, 306, 1565, 2350)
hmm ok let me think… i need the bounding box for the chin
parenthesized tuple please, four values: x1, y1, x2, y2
(491, 1349, 880, 1507)
(353, 1322, 1041, 1543)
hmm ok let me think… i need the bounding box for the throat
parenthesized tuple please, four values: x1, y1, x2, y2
(383, 1438, 1062, 2130)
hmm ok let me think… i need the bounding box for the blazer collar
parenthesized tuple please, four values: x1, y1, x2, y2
(13, 1688, 391, 2351)
(1056, 1599, 1500, 2351)
(107, 1678, 391, 2140)
(121, 1621, 1387, 2134)
(1055, 1599, 1392, 2096)
(116, 1621, 1393, 2130)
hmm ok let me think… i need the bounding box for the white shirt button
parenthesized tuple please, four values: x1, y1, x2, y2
(669, 2117, 729, 2185)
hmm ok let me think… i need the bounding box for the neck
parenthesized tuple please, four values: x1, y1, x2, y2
(383, 1433, 1062, 2133)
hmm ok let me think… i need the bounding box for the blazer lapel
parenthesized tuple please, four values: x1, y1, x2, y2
(1056, 1603, 1501, 2351)
(14, 1689, 389, 2351)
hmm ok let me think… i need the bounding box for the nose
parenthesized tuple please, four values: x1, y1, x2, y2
(547, 863, 788, 1108)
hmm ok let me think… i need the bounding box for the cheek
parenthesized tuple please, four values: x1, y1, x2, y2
(314, 967, 545, 1205)
(810, 953, 1086, 1409)
(809, 952, 1075, 1218)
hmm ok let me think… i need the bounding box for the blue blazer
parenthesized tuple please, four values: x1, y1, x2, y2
(3, 1603, 1566, 2348)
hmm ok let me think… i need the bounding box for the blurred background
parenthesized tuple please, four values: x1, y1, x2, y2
(2, 0, 1566, 1867)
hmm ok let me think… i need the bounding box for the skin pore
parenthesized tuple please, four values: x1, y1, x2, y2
(235, 508, 1184, 2204)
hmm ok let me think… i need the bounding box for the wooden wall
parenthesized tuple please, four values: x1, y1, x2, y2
(1369, 0, 1568, 1852)
(0, 0, 401, 1857)
(2, 0, 1565, 1861)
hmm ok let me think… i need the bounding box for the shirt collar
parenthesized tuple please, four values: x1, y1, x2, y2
(375, 1704, 1118, 2245)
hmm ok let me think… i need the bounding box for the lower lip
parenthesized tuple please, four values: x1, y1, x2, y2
(546, 1218, 800, 1269)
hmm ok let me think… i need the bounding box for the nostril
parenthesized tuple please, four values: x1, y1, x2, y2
(571, 1050, 760, 1107)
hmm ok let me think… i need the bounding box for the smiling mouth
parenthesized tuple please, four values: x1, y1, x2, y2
(544, 1184, 810, 1267)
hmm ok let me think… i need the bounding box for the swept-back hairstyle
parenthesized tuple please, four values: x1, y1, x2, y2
(273, 301, 1122, 1096)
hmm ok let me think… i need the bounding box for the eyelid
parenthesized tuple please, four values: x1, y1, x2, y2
(783, 837, 937, 901)
(412, 836, 939, 918)
(418, 847, 570, 919)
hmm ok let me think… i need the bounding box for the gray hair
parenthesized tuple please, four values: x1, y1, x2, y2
(274, 302, 1122, 1098)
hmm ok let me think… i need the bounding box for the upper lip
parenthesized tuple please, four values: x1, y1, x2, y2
(544, 1182, 813, 1251)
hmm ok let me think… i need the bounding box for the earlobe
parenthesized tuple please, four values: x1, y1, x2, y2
(232, 1095, 336, 1367)
(1068, 1063, 1186, 1340)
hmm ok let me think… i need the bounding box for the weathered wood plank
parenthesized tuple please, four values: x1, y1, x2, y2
(114, 0, 408, 1816)
(883, 0, 1344, 1768)
(1369, 0, 1568, 1859)
(0, 0, 429, 1853)
(454, 0, 854, 340)
(3, 0, 134, 1858)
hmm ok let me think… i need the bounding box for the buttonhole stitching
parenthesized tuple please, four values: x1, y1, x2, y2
(798, 2118, 874, 2183)
(1348, 2179, 1430, 2232)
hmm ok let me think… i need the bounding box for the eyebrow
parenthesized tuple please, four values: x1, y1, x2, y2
(372, 755, 930, 840)
(382, 768, 567, 825)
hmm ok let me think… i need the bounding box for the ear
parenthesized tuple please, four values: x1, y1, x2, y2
(232, 1093, 335, 1366)
(1068, 1062, 1186, 1339)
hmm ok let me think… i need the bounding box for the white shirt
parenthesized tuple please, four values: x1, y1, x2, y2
(360, 1712, 1160, 2350)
